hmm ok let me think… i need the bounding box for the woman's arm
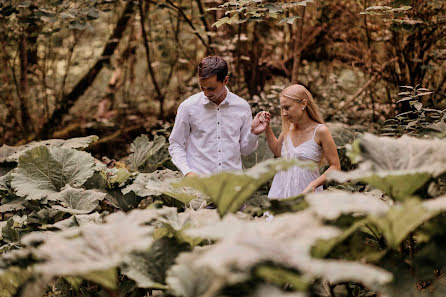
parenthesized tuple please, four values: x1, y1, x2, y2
(265, 125, 284, 157)
(303, 125, 340, 192)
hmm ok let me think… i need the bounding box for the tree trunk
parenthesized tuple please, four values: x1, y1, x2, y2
(36, 1, 135, 140)
(18, 34, 33, 134)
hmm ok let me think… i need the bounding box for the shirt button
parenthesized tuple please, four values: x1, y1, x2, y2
(219, 163, 221, 165)
(217, 108, 220, 111)
(218, 150, 221, 152)
(218, 137, 220, 139)
(217, 122, 220, 124)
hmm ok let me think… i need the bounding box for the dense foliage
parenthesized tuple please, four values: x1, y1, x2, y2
(0, 118, 446, 296)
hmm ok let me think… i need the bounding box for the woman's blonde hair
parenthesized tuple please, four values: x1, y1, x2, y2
(280, 84, 324, 137)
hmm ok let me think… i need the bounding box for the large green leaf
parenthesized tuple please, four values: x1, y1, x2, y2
(166, 247, 218, 297)
(0, 266, 33, 297)
(173, 158, 309, 216)
(22, 209, 155, 287)
(313, 196, 446, 261)
(10, 146, 96, 201)
(305, 190, 390, 220)
(0, 198, 25, 213)
(368, 199, 432, 249)
(311, 219, 388, 262)
(175, 211, 391, 293)
(0, 136, 98, 163)
(105, 188, 141, 211)
(122, 169, 207, 206)
(0, 172, 13, 194)
(250, 285, 306, 297)
(120, 237, 189, 289)
(51, 186, 106, 214)
(255, 265, 308, 291)
(1, 216, 27, 244)
(155, 208, 221, 246)
(101, 167, 134, 188)
(330, 133, 446, 200)
(305, 259, 392, 287)
(45, 212, 102, 230)
(127, 135, 169, 172)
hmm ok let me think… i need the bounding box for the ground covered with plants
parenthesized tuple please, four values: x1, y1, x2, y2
(1, 104, 446, 296)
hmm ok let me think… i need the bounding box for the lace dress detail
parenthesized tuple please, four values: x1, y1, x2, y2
(268, 124, 323, 199)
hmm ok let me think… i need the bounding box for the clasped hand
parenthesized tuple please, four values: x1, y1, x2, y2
(251, 111, 271, 135)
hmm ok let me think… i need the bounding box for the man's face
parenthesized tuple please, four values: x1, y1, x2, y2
(198, 75, 228, 104)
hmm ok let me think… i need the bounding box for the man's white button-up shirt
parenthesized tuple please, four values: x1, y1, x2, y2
(168, 89, 258, 175)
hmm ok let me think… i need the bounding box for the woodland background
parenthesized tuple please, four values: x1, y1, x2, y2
(0, 0, 444, 159)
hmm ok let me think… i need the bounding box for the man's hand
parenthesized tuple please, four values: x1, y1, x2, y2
(185, 172, 198, 177)
(251, 111, 270, 135)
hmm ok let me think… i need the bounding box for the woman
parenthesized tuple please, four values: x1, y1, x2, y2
(255, 84, 340, 199)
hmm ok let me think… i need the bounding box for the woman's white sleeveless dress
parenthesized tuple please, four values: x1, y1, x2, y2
(268, 124, 323, 199)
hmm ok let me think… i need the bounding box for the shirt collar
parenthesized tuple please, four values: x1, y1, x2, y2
(201, 87, 231, 106)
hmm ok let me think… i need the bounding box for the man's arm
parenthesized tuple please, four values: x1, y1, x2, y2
(239, 106, 258, 156)
(168, 104, 193, 175)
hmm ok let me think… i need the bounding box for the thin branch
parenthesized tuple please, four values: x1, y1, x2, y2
(149, 0, 212, 54)
(57, 32, 79, 107)
(139, 0, 162, 98)
(194, 0, 213, 47)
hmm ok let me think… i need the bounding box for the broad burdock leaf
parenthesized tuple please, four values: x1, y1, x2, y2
(368, 199, 439, 249)
(255, 265, 309, 291)
(422, 195, 446, 213)
(122, 169, 181, 197)
(173, 158, 310, 216)
(122, 169, 208, 206)
(0, 266, 33, 297)
(0, 135, 98, 163)
(0, 198, 25, 213)
(128, 135, 167, 172)
(105, 189, 141, 211)
(329, 133, 446, 200)
(314, 196, 446, 260)
(120, 237, 190, 289)
(306, 259, 392, 286)
(157, 208, 221, 246)
(10, 146, 95, 201)
(116, 207, 219, 246)
(1, 215, 27, 243)
(251, 285, 306, 297)
(305, 190, 391, 220)
(101, 167, 134, 188)
(45, 212, 102, 230)
(166, 247, 218, 297)
(51, 186, 106, 214)
(21, 209, 155, 288)
(173, 211, 391, 293)
(0, 221, 6, 241)
(0, 171, 13, 193)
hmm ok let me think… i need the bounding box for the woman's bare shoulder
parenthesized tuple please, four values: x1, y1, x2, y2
(315, 124, 332, 144)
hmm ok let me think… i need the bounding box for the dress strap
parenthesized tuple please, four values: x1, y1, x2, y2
(312, 124, 322, 140)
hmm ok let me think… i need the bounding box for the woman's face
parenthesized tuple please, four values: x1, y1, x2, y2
(280, 96, 306, 123)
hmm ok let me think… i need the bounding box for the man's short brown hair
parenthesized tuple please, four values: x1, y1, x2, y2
(198, 56, 228, 82)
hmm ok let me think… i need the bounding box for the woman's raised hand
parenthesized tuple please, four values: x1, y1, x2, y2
(251, 111, 271, 135)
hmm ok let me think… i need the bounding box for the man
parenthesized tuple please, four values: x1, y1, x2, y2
(169, 56, 267, 176)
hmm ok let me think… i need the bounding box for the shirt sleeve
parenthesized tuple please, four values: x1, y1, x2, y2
(168, 104, 192, 175)
(239, 105, 258, 156)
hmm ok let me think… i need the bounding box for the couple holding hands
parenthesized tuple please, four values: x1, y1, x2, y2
(168, 56, 340, 199)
